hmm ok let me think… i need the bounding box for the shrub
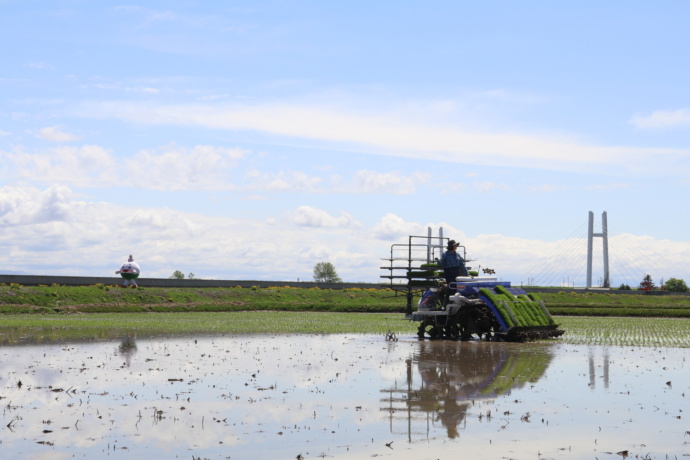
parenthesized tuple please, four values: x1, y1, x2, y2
(664, 278, 688, 293)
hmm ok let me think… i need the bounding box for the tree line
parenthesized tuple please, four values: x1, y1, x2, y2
(618, 274, 688, 292)
(168, 262, 342, 283)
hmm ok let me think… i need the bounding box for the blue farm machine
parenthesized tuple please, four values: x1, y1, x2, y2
(381, 232, 564, 342)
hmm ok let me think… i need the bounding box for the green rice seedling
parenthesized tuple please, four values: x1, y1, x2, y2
(556, 316, 690, 348)
(479, 288, 516, 327)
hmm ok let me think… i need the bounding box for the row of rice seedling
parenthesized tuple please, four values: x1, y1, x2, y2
(556, 316, 690, 348)
(0, 312, 419, 343)
(1, 311, 689, 348)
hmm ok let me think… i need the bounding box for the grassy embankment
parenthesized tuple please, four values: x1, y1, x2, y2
(2, 283, 689, 317)
(0, 283, 402, 314)
(539, 290, 690, 317)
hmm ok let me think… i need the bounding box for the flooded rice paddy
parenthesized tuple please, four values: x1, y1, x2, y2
(1, 333, 688, 460)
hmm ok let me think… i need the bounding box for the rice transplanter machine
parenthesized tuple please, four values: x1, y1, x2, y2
(381, 232, 563, 342)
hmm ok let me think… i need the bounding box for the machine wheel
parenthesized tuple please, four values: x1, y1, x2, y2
(417, 322, 426, 339)
(428, 325, 442, 339)
(417, 321, 442, 340)
(444, 323, 460, 340)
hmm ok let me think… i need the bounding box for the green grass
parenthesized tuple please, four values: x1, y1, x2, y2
(538, 290, 690, 306)
(0, 284, 404, 313)
(3, 284, 690, 317)
(536, 291, 690, 317)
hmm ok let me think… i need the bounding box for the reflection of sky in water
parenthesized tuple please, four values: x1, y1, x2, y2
(0, 335, 688, 459)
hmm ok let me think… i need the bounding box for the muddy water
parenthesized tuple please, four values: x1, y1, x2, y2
(0, 334, 688, 460)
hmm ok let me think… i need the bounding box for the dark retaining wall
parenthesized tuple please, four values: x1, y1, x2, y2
(0, 274, 380, 290)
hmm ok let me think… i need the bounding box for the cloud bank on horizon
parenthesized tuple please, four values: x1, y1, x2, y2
(1, 1, 689, 287)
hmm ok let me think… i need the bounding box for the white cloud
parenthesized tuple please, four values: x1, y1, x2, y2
(243, 194, 268, 201)
(293, 205, 361, 228)
(26, 61, 52, 69)
(75, 100, 690, 174)
(244, 169, 322, 192)
(0, 144, 252, 191)
(371, 213, 425, 241)
(0, 186, 372, 279)
(0, 186, 688, 286)
(197, 93, 231, 101)
(128, 144, 248, 191)
(0, 185, 73, 226)
(466, 231, 690, 288)
(436, 181, 467, 195)
(0, 142, 443, 196)
(124, 208, 202, 234)
(476, 181, 510, 193)
(585, 182, 631, 191)
(351, 169, 430, 194)
(629, 109, 690, 129)
(36, 126, 81, 142)
(263, 171, 321, 192)
(0, 145, 117, 187)
(296, 244, 331, 261)
(526, 183, 564, 193)
(89, 82, 162, 94)
(126, 86, 160, 93)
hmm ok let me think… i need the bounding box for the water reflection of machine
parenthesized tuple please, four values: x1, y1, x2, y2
(381, 342, 554, 440)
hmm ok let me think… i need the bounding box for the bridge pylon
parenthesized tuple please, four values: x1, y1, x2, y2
(586, 211, 609, 288)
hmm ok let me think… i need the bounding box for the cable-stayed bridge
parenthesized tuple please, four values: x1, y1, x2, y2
(517, 211, 669, 289)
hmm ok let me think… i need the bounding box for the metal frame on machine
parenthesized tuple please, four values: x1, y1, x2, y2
(380, 227, 467, 316)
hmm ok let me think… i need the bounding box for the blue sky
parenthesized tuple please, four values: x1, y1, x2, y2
(2, 1, 689, 287)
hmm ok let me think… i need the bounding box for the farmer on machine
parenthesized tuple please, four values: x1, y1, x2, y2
(440, 240, 469, 302)
(116, 255, 140, 288)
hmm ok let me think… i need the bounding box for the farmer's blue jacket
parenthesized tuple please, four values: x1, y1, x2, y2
(440, 251, 465, 268)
